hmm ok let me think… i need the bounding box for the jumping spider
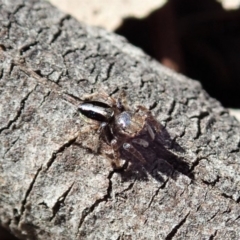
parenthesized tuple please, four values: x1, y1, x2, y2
(77, 90, 161, 168)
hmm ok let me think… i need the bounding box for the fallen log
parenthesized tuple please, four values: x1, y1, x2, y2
(0, 0, 240, 239)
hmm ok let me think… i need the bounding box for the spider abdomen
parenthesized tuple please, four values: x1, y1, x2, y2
(78, 101, 114, 122)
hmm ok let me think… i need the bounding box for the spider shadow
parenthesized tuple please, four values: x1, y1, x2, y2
(73, 122, 191, 183)
(118, 125, 192, 183)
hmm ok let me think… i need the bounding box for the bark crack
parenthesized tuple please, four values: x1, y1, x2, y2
(202, 175, 220, 187)
(167, 99, 176, 116)
(146, 179, 169, 210)
(149, 101, 158, 110)
(0, 90, 33, 134)
(193, 117, 201, 140)
(12, 4, 25, 15)
(45, 136, 78, 170)
(3, 136, 19, 157)
(50, 29, 62, 44)
(207, 209, 220, 222)
(234, 214, 240, 221)
(188, 154, 213, 174)
(18, 166, 42, 224)
(12, 58, 64, 94)
(115, 179, 137, 200)
(50, 182, 75, 221)
(76, 169, 115, 237)
(102, 62, 115, 82)
(19, 41, 38, 55)
(209, 230, 218, 240)
(0, 68, 3, 80)
(221, 193, 236, 202)
(38, 90, 51, 107)
(165, 211, 190, 240)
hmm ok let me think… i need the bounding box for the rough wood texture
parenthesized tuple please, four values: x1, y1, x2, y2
(1, 0, 240, 239)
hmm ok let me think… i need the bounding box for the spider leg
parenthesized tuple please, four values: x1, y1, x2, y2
(74, 123, 101, 153)
(82, 89, 116, 106)
(116, 89, 128, 111)
(61, 92, 81, 106)
(97, 122, 107, 134)
(75, 124, 99, 137)
(110, 139, 122, 168)
(94, 122, 115, 152)
(135, 105, 149, 113)
(136, 105, 162, 134)
(146, 114, 162, 133)
(132, 138, 149, 147)
(123, 143, 146, 164)
(94, 122, 107, 153)
(145, 123, 155, 140)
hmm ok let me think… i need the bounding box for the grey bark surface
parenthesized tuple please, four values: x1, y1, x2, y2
(1, 0, 240, 239)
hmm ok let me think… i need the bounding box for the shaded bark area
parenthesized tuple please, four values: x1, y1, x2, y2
(0, 0, 240, 239)
(116, 0, 240, 108)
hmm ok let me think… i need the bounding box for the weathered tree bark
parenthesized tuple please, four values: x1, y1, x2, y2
(1, 0, 240, 239)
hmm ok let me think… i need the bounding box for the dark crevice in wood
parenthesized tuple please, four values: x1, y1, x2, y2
(109, 87, 120, 96)
(147, 179, 169, 209)
(178, 126, 186, 138)
(189, 111, 209, 120)
(76, 169, 115, 237)
(221, 193, 235, 202)
(38, 90, 51, 107)
(0, 44, 6, 51)
(8, 61, 15, 76)
(0, 90, 33, 134)
(46, 137, 78, 170)
(0, 68, 3, 80)
(209, 230, 218, 240)
(229, 148, 240, 153)
(84, 53, 102, 61)
(188, 156, 205, 174)
(51, 16, 72, 44)
(185, 96, 198, 106)
(207, 210, 219, 222)
(14, 61, 63, 92)
(205, 117, 216, 131)
(59, 14, 71, 27)
(202, 175, 220, 187)
(190, 112, 209, 140)
(3, 136, 20, 158)
(116, 235, 121, 240)
(19, 166, 42, 223)
(19, 41, 38, 55)
(149, 101, 158, 110)
(139, 78, 145, 88)
(199, 111, 210, 119)
(102, 62, 115, 82)
(50, 182, 75, 221)
(234, 214, 240, 221)
(194, 118, 201, 140)
(12, 4, 25, 15)
(116, 179, 136, 197)
(34, 70, 45, 78)
(167, 99, 176, 116)
(165, 212, 190, 240)
(50, 29, 62, 44)
(62, 48, 80, 57)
